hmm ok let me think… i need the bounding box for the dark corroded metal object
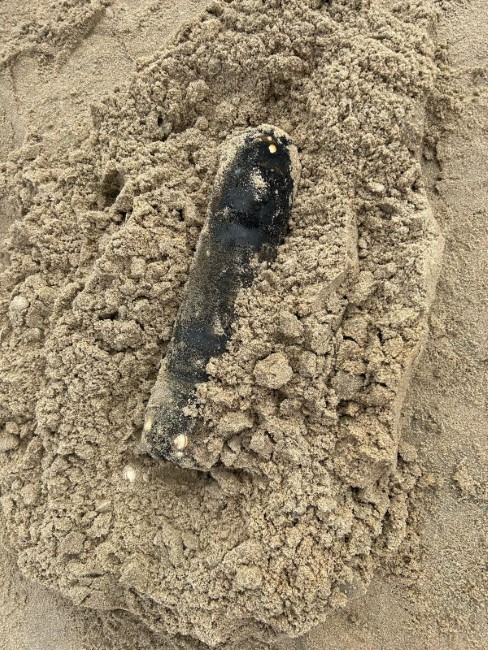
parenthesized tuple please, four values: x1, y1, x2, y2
(141, 125, 299, 468)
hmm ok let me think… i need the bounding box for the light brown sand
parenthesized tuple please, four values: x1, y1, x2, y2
(0, 1, 486, 649)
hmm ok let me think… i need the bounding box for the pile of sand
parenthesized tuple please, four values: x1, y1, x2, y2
(0, 0, 444, 647)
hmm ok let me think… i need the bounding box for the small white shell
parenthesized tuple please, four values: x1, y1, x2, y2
(123, 465, 137, 483)
(173, 434, 189, 450)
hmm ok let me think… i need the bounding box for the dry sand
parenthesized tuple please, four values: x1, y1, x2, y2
(0, 1, 486, 649)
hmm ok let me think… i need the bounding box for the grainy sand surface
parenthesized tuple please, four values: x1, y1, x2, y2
(0, 1, 486, 649)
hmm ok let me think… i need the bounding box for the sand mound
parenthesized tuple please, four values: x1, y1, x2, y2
(0, 0, 443, 647)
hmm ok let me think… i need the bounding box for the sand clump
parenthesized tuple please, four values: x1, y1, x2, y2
(0, 0, 444, 647)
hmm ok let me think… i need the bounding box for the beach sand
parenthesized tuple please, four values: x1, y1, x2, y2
(0, 1, 486, 649)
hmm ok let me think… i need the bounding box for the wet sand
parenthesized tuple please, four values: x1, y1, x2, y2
(0, 1, 486, 649)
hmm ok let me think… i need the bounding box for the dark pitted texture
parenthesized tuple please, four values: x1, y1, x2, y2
(143, 125, 298, 467)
